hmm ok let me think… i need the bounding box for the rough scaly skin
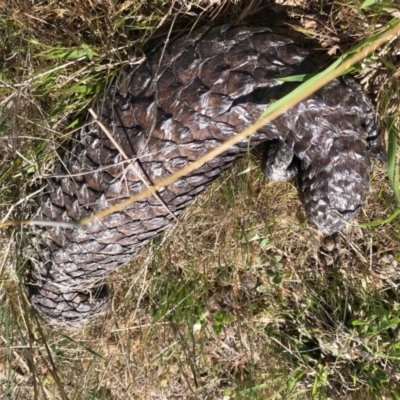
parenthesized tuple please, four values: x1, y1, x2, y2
(26, 25, 380, 326)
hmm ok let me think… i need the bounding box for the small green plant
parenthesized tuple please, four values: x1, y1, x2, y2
(213, 311, 234, 335)
(266, 255, 291, 285)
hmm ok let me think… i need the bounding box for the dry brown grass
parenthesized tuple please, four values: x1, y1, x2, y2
(1, 0, 400, 399)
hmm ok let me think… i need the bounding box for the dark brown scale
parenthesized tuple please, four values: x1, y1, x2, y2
(26, 25, 381, 327)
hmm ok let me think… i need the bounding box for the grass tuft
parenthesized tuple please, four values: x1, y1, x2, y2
(1, 0, 400, 398)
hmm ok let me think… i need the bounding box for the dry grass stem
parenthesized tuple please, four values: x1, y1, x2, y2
(1, 1, 400, 399)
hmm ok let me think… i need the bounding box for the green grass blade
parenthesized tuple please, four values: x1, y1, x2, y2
(387, 119, 400, 204)
(261, 18, 400, 118)
(359, 209, 400, 227)
(56, 331, 105, 359)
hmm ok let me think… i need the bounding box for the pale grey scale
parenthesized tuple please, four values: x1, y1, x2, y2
(60, 263, 80, 273)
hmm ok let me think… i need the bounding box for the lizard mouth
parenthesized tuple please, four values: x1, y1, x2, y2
(334, 205, 361, 217)
(311, 205, 363, 235)
(325, 205, 363, 233)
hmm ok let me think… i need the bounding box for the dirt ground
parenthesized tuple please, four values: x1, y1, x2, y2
(1, 1, 400, 399)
